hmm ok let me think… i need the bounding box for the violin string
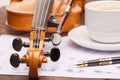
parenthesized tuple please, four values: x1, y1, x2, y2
(36, 0, 45, 48)
(33, 0, 46, 48)
(31, 0, 38, 48)
(31, 0, 40, 48)
(40, 0, 51, 28)
(36, 0, 47, 48)
(32, 0, 52, 48)
(37, 0, 52, 48)
(42, 0, 52, 30)
(33, 0, 42, 48)
(32, 0, 40, 29)
(34, 0, 42, 45)
(38, 0, 51, 33)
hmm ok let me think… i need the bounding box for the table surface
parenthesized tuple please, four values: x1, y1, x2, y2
(0, 7, 115, 80)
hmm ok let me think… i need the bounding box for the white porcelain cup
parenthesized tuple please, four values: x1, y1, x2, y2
(85, 1, 120, 43)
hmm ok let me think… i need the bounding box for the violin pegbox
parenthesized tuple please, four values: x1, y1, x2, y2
(11, 30, 61, 69)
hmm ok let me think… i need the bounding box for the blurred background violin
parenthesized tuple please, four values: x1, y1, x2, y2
(6, 0, 84, 33)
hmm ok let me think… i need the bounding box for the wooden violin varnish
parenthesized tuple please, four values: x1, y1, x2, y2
(11, 0, 22, 2)
(6, 0, 85, 33)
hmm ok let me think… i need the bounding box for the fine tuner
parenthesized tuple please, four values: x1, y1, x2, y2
(13, 33, 61, 51)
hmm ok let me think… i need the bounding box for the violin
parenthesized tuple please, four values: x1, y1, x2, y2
(6, 0, 84, 33)
(9, 0, 75, 79)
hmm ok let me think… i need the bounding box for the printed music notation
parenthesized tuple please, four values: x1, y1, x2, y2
(0, 35, 120, 79)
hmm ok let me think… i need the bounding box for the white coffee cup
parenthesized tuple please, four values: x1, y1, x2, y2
(85, 1, 120, 43)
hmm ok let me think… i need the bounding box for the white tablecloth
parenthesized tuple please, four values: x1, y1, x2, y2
(0, 35, 120, 79)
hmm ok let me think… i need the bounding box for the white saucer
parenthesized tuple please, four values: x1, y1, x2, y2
(68, 25, 120, 51)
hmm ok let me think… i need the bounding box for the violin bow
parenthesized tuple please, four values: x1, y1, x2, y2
(56, 0, 73, 34)
(47, 0, 73, 34)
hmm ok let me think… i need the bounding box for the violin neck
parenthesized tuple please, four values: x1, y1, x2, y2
(30, 0, 53, 48)
(32, 0, 53, 31)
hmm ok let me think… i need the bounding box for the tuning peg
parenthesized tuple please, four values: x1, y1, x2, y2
(12, 38, 29, 51)
(51, 33, 61, 46)
(10, 53, 21, 68)
(50, 47, 60, 62)
(44, 47, 60, 62)
(45, 33, 61, 46)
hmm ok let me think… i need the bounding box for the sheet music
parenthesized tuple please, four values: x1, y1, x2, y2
(0, 35, 120, 79)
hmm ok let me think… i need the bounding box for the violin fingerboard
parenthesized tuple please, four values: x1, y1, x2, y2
(32, 0, 53, 31)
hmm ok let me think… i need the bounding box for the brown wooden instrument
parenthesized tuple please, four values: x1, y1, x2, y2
(9, 0, 85, 79)
(6, 0, 84, 33)
(11, 0, 22, 2)
(9, 0, 73, 79)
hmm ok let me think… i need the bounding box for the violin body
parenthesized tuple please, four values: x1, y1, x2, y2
(11, 0, 22, 2)
(6, 0, 84, 32)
